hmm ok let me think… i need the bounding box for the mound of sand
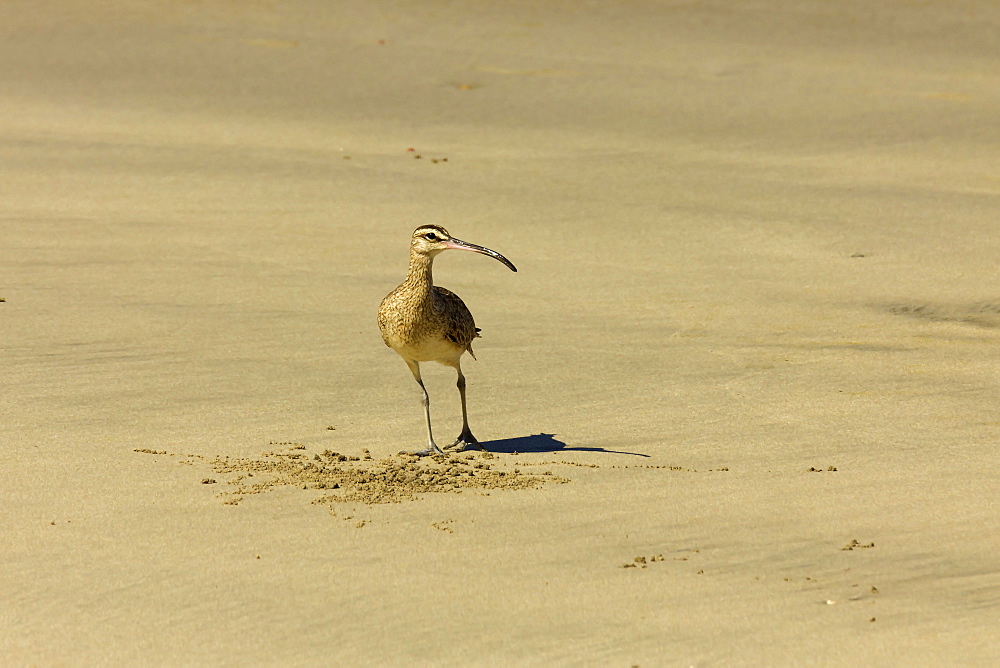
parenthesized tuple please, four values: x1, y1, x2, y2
(138, 445, 568, 507)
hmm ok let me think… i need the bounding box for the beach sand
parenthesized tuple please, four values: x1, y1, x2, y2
(2, 0, 998, 663)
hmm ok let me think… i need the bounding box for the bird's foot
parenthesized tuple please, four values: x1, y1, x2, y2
(444, 432, 486, 453)
(399, 443, 446, 457)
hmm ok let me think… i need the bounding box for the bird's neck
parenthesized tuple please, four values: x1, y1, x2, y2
(403, 251, 434, 292)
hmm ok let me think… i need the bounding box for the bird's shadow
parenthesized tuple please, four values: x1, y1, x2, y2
(482, 433, 649, 457)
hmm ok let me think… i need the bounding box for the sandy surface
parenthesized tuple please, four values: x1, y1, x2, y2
(3, 0, 999, 664)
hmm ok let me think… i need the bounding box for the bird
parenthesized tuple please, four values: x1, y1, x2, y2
(378, 225, 517, 456)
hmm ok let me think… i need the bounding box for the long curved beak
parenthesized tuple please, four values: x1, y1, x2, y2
(445, 238, 517, 272)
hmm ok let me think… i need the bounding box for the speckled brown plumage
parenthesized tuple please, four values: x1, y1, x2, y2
(378, 254, 479, 362)
(378, 225, 517, 456)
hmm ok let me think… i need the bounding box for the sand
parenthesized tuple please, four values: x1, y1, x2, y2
(2, 0, 998, 664)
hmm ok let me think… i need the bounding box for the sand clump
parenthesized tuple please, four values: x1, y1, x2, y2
(139, 445, 568, 508)
(216, 447, 567, 506)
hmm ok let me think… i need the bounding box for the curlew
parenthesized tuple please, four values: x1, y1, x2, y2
(378, 225, 517, 456)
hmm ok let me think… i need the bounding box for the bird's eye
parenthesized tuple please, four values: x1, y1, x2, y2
(425, 233, 438, 240)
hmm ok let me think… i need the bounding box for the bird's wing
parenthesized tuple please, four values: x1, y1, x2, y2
(433, 286, 479, 355)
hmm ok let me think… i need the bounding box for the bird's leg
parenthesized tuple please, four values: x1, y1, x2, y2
(445, 368, 486, 452)
(399, 361, 445, 457)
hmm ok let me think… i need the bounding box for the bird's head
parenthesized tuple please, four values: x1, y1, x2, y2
(409, 225, 517, 272)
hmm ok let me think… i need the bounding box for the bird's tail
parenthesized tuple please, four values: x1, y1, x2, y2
(468, 327, 481, 359)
